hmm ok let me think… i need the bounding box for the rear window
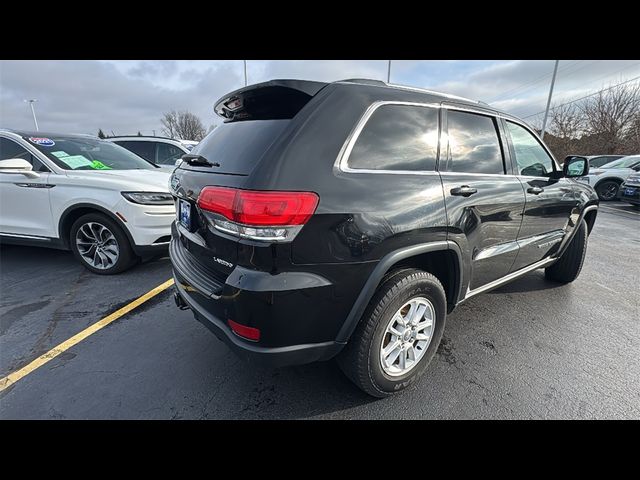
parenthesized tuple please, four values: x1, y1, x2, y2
(184, 120, 289, 174)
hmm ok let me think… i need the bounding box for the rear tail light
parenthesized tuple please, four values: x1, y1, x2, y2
(228, 319, 260, 341)
(197, 186, 319, 242)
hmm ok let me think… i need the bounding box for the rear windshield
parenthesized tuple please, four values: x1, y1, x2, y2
(24, 136, 156, 171)
(184, 120, 289, 174)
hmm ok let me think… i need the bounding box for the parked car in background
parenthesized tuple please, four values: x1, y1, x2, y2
(109, 136, 198, 171)
(577, 155, 640, 200)
(0, 130, 175, 274)
(169, 78, 598, 397)
(619, 171, 640, 207)
(586, 155, 625, 168)
(563, 155, 625, 168)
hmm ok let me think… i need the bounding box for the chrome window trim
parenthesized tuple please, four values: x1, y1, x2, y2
(336, 100, 556, 177)
(439, 172, 517, 179)
(335, 100, 442, 175)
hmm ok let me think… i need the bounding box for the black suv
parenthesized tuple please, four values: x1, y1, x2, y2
(169, 79, 598, 397)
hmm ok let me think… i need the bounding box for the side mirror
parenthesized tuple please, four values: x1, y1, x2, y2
(0, 158, 39, 178)
(175, 158, 183, 167)
(564, 156, 589, 178)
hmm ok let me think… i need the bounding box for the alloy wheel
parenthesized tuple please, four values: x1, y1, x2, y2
(379, 297, 436, 376)
(75, 222, 120, 270)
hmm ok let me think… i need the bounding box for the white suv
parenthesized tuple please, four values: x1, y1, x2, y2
(108, 136, 198, 171)
(578, 155, 640, 201)
(0, 130, 176, 274)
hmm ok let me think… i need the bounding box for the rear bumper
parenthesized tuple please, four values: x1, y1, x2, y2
(133, 242, 169, 257)
(173, 273, 344, 367)
(168, 225, 356, 366)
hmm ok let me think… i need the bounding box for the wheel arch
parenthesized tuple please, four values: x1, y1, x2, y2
(58, 203, 135, 250)
(336, 241, 462, 343)
(593, 177, 624, 189)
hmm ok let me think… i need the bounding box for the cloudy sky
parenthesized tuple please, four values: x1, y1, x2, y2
(1, 60, 639, 136)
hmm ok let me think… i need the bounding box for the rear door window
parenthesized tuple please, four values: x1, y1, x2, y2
(444, 110, 505, 175)
(347, 104, 439, 171)
(185, 120, 290, 175)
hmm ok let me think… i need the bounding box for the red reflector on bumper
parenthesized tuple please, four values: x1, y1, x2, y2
(228, 319, 260, 341)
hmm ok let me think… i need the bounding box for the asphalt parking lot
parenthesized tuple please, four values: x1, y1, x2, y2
(1, 201, 638, 419)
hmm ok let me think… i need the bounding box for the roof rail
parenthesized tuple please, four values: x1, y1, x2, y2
(339, 78, 387, 86)
(386, 83, 482, 104)
(108, 135, 181, 141)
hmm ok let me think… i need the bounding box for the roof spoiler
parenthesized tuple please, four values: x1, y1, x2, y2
(213, 79, 327, 122)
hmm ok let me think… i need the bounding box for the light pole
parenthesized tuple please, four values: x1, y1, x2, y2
(387, 60, 391, 83)
(541, 60, 560, 139)
(24, 99, 39, 131)
(244, 60, 248, 86)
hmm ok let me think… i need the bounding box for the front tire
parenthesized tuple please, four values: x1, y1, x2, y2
(595, 180, 620, 201)
(545, 219, 588, 283)
(337, 269, 446, 398)
(70, 213, 137, 274)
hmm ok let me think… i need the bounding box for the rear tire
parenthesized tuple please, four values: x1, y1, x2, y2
(595, 180, 620, 201)
(69, 213, 137, 274)
(337, 269, 446, 398)
(545, 219, 588, 283)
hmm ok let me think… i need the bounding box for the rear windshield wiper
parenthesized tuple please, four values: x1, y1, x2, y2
(181, 154, 220, 168)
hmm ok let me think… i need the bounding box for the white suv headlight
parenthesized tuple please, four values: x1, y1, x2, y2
(121, 192, 174, 205)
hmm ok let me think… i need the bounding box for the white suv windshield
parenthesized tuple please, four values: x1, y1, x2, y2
(25, 136, 156, 171)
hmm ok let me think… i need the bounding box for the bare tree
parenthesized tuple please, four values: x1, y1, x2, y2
(546, 103, 584, 161)
(623, 112, 640, 152)
(580, 82, 640, 154)
(550, 103, 583, 139)
(161, 110, 207, 141)
(160, 110, 179, 138)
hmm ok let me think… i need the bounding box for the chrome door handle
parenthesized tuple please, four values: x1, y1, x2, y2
(527, 186, 544, 195)
(451, 185, 478, 197)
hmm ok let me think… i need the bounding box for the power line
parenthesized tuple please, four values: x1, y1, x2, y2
(487, 60, 582, 103)
(521, 75, 640, 119)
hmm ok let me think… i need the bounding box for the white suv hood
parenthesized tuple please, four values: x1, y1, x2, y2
(63, 169, 171, 192)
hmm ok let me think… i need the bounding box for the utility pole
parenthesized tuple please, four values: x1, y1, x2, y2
(24, 99, 39, 131)
(152, 130, 156, 136)
(387, 60, 391, 83)
(541, 60, 560, 139)
(244, 60, 248, 86)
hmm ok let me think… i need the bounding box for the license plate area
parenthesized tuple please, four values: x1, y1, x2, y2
(178, 198, 192, 230)
(624, 187, 636, 196)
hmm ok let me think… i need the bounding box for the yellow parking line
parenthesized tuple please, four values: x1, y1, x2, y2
(0, 278, 175, 392)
